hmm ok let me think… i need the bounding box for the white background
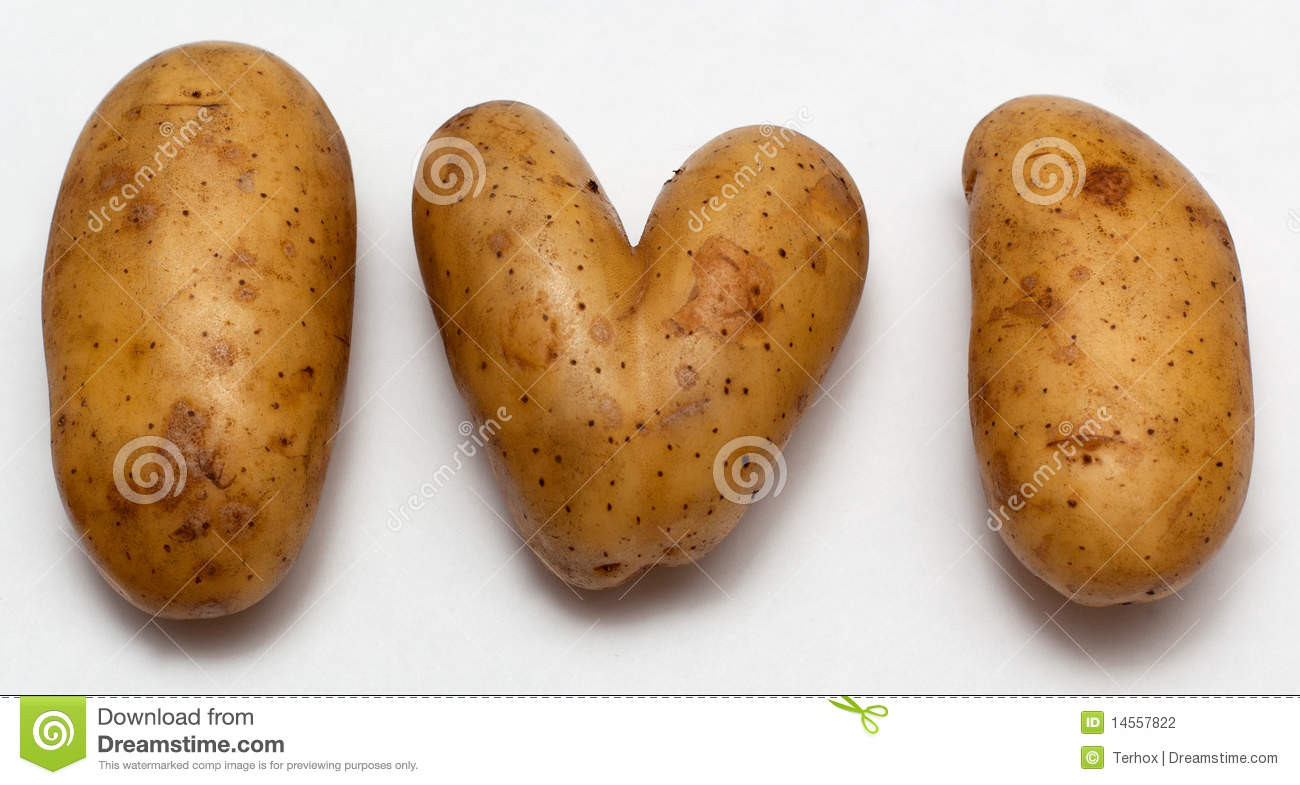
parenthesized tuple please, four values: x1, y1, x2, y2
(1, 0, 1296, 694)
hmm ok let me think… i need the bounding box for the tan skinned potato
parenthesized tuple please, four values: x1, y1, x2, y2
(963, 95, 1253, 606)
(42, 42, 355, 618)
(412, 101, 867, 589)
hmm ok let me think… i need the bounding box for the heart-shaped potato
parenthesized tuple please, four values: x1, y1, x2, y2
(412, 101, 867, 589)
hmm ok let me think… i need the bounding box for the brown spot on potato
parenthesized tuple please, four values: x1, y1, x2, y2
(501, 294, 563, 368)
(598, 395, 622, 428)
(1069, 265, 1091, 282)
(1053, 343, 1081, 364)
(216, 142, 245, 162)
(1046, 433, 1125, 450)
(281, 240, 296, 258)
(95, 165, 135, 195)
(1007, 294, 1055, 321)
(218, 502, 255, 538)
(1082, 166, 1132, 206)
(165, 402, 231, 489)
(236, 169, 257, 193)
(669, 236, 773, 339)
(126, 201, 160, 226)
(209, 340, 237, 367)
(988, 451, 1016, 504)
(488, 229, 512, 257)
(589, 316, 612, 344)
(804, 173, 857, 228)
(659, 399, 710, 427)
(675, 365, 697, 389)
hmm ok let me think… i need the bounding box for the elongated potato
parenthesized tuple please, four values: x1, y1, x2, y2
(963, 95, 1252, 606)
(43, 42, 355, 618)
(412, 101, 867, 589)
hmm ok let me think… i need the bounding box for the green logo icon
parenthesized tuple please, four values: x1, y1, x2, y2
(1081, 710, 1105, 734)
(829, 696, 888, 735)
(1081, 746, 1104, 770)
(19, 696, 86, 772)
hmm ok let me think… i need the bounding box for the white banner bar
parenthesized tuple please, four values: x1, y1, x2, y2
(4, 696, 1294, 782)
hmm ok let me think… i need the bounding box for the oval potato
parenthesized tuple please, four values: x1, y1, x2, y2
(412, 101, 867, 589)
(42, 41, 355, 618)
(962, 95, 1253, 605)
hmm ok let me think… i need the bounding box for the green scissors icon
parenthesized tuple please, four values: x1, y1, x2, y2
(829, 696, 888, 734)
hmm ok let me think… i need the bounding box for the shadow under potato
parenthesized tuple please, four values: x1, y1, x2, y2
(979, 530, 1213, 685)
(492, 492, 778, 625)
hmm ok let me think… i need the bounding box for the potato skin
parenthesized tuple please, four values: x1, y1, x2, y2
(42, 42, 355, 618)
(963, 95, 1252, 606)
(413, 101, 867, 589)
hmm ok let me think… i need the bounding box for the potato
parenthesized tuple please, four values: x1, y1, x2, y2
(412, 101, 867, 589)
(42, 42, 355, 618)
(963, 95, 1252, 606)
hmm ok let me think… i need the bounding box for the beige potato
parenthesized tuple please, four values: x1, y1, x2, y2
(412, 101, 867, 589)
(43, 41, 355, 618)
(963, 95, 1252, 606)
